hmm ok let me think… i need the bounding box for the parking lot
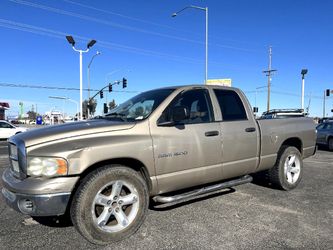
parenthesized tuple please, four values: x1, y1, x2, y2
(0, 140, 332, 250)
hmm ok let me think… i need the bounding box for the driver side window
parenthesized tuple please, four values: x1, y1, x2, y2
(159, 89, 214, 124)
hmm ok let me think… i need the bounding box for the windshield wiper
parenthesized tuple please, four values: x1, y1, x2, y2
(104, 112, 127, 121)
(106, 112, 127, 117)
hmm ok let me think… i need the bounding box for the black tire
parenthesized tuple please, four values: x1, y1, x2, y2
(70, 165, 149, 245)
(328, 138, 333, 151)
(267, 146, 303, 190)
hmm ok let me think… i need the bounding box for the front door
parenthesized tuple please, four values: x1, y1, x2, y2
(150, 88, 223, 193)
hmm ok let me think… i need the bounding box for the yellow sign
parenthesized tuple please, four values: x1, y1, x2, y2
(206, 79, 232, 87)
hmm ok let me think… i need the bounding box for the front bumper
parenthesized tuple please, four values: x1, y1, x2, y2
(2, 187, 70, 216)
(1, 168, 79, 216)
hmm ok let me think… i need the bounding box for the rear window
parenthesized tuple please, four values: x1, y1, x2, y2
(214, 89, 247, 121)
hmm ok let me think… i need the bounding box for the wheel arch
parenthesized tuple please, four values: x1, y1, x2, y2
(66, 157, 153, 217)
(77, 158, 153, 193)
(280, 137, 303, 155)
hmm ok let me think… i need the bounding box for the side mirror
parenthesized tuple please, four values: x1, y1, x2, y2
(253, 107, 259, 113)
(157, 106, 189, 126)
(172, 106, 189, 123)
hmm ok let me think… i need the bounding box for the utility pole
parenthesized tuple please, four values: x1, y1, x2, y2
(263, 46, 277, 111)
(323, 90, 326, 118)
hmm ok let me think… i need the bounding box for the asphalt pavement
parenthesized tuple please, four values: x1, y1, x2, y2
(0, 140, 332, 249)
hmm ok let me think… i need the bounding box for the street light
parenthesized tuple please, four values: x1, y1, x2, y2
(49, 96, 79, 118)
(87, 51, 101, 119)
(301, 69, 308, 110)
(65, 35, 97, 120)
(255, 85, 269, 107)
(172, 5, 208, 84)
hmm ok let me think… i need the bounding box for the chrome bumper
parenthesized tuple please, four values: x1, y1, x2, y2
(2, 187, 70, 216)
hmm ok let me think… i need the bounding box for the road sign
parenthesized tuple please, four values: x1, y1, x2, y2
(206, 79, 232, 87)
(36, 116, 43, 125)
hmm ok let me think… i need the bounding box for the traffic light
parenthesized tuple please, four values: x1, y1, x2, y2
(122, 78, 127, 88)
(99, 91, 104, 98)
(103, 103, 108, 113)
(326, 89, 331, 97)
(108, 84, 113, 92)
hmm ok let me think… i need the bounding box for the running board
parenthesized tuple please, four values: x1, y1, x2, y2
(152, 175, 253, 204)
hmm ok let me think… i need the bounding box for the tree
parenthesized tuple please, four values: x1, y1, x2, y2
(83, 99, 97, 118)
(108, 99, 117, 111)
(27, 110, 37, 120)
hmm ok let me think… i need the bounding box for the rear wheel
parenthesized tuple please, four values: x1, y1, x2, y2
(70, 165, 149, 245)
(267, 146, 303, 190)
(328, 138, 333, 151)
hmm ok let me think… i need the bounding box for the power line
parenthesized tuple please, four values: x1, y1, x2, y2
(8, 0, 258, 52)
(0, 18, 204, 65)
(8, 0, 204, 44)
(0, 82, 140, 93)
(62, 0, 187, 32)
(0, 18, 240, 68)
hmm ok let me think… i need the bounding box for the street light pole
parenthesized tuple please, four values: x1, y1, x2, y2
(79, 50, 83, 119)
(49, 96, 79, 118)
(255, 85, 269, 107)
(66, 36, 96, 120)
(301, 69, 308, 110)
(172, 5, 208, 84)
(87, 51, 101, 119)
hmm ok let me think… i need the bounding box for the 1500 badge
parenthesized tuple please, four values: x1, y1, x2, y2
(158, 151, 188, 159)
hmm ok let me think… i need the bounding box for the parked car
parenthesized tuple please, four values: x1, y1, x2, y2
(316, 122, 333, 150)
(2, 85, 316, 245)
(0, 120, 27, 139)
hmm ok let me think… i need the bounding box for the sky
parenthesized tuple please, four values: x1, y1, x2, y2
(1, 0, 333, 118)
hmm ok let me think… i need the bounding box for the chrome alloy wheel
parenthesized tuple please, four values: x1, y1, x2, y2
(91, 180, 140, 233)
(284, 154, 301, 184)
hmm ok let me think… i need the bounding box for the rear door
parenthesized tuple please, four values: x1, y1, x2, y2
(213, 89, 259, 179)
(150, 88, 223, 193)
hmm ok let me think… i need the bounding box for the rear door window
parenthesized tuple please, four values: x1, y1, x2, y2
(213, 89, 247, 121)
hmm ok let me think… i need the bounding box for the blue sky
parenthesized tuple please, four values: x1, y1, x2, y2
(1, 0, 333, 117)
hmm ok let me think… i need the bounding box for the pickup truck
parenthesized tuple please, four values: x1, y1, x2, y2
(1, 85, 316, 245)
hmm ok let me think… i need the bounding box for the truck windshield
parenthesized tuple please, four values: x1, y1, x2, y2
(103, 88, 175, 121)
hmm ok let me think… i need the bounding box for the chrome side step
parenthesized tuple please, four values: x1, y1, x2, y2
(152, 175, 253, 204)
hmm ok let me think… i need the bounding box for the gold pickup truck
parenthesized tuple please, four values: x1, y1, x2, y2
(2, 85, 316, 245)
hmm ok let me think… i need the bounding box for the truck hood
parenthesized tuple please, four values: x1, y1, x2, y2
(12, 119, 136, 147)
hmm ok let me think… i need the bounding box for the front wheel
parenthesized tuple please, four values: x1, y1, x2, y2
(70, 165, 149, 245)
(268, 146, 303, 190)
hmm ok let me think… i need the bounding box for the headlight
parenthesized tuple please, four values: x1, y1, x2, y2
(27, 157, 68, 177)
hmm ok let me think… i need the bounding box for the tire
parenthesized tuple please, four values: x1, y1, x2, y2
(328, 138, 333, 151)
(70, 165, 149, 245)
(267, 146, 303, 190)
